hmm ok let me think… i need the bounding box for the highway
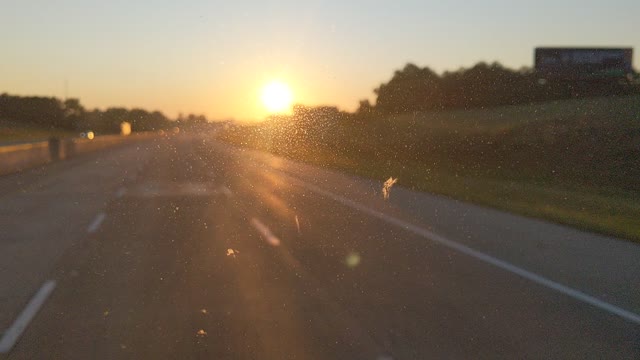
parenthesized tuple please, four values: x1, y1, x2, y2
(0, 134, 638, 359)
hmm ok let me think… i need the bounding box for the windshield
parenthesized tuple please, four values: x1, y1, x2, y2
(1, 1, 639, 359)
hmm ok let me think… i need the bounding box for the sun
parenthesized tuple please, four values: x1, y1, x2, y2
(261, 81, 293, 113)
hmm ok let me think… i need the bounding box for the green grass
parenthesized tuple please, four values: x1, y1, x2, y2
(218, 95, 640, 243)
(250, 144, 640, 242)
(388, 95, 640, 135)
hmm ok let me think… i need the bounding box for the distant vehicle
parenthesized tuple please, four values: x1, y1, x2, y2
(79, 131, 95, 140)
(120, 122, 132, 136)
(535, 47, 634, 82)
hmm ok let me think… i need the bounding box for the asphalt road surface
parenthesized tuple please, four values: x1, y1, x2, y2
(0, 134, 638, 359)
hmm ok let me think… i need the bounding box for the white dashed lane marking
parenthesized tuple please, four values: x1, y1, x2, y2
(250, 218, 281, 246)
(220, 186, 233, 198)
(0, 280, 57, 354)
(87, 213, 107, 233)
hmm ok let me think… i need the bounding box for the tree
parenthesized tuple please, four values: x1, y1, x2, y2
(356, 99, 373, 115)
(0, 92, 179, 134)
(369, 61, 550, 113)
(374, 63, 442, 113)
(63, 98, 85, 129)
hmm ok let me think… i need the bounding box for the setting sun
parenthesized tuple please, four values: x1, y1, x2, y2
(260, 81, 293, 113)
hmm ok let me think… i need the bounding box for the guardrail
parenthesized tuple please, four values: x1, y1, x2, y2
(0, 133, 157, 176)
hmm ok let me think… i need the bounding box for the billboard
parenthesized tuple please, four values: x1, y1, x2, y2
(535, 47, 633, 80)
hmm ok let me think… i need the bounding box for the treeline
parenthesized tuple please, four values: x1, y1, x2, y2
(224, 61, 640, 192)
(0, 93, 209, 134)
(359, 62, 637, 114)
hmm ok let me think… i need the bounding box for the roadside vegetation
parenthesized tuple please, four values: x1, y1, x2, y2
(0, 93, 210, 137)
(218, 62, 640, 242)
(0, 120, 74, 144)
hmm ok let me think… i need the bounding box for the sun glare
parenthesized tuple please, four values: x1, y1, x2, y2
(261, 81, 293, 113)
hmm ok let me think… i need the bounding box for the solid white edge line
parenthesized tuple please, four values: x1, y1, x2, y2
(87, 213, 107, 233)
(250, 218, 281, 246)
(0, 280, 57, 354)
(291, 177, 640, 325)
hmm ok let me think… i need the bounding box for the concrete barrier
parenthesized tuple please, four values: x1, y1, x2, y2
(0, 133, 158, 176)
(0, 141, 51, 176)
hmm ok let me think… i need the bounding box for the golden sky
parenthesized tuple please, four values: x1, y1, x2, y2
(1, 1, 638, 121)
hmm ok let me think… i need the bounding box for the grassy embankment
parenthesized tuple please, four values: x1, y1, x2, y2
(0, 120, 74, 144)
(219, 95, 640, 242)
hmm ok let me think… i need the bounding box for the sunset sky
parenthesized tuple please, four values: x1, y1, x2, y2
(1, 0, 638, 121)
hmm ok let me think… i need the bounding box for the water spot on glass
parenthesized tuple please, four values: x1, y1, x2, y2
(227, 248, 239, 257)
(346, 252, 361, 268)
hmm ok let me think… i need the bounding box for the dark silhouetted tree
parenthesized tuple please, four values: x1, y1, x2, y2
(374, 63, 443, 113)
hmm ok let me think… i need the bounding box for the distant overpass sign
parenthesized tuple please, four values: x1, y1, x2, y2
(535, 47, 633, 80)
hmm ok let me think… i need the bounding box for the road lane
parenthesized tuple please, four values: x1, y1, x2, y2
(2, 134, 639, 359)
(198, 140, 640, 358)
(210, 141, 640, 316)
(0, 139, 158, 334)
(7, 137, 384, 359)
